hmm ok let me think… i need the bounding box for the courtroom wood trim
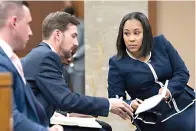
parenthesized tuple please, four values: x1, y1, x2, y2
(0, 73, 12, 86)
(0, 73, 12, 131)
(148, 1, 157, 36)
(73, 1, 84, 19)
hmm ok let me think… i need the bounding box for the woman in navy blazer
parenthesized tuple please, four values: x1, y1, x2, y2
(108, 12, 195, 131)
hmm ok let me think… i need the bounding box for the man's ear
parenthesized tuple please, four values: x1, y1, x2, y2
(9, 16, 17, 28)
(54, 29, 61, 41)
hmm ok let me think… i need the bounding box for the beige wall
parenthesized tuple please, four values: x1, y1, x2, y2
(157, 1, 195, 88)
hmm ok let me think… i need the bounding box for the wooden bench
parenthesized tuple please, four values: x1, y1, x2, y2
(0, 73, 12, 131)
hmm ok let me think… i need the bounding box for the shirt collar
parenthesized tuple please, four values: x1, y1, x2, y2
(43, 41, 56, 53)
(0, 39, 14, 59)
(126, 49, 151, 63)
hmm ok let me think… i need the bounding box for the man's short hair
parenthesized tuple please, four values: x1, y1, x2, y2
(0, 1, 28, 28)
(42, 11, 80, 40)
(22, 1, 29, 8)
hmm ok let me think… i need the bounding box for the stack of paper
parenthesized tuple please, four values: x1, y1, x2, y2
(50, 113, 102, 128)
(135, 80, 169, 115)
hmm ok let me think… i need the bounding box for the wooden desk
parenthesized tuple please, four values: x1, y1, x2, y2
(0, 73, 12, 131)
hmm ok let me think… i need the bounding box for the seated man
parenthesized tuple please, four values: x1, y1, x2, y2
(22, 11, 133, 131)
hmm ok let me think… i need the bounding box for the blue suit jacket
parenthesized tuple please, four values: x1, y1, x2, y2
(22, 42, 109, 122)
(0, 48, 48, 131)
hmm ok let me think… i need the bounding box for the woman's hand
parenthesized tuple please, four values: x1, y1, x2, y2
(158, 88, 171, 101)
(130, 98, 143, 111)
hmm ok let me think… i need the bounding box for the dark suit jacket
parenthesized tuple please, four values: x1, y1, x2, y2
(0, 48, 48, 131)
(22, 42, 109, 122)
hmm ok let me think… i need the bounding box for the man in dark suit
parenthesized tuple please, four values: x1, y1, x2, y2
(22, 11, 133, 130)
(0, 1, 63, 131)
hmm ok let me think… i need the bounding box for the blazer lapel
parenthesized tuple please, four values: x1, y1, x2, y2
(0, 47, 26, 85)
(0, 47, 43, 123)
(24, 83, 41, 119)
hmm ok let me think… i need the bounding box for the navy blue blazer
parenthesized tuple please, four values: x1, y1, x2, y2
(0, 48, 48, 131)
(22, 42, 109, 122)
(108, 35, 195, 122)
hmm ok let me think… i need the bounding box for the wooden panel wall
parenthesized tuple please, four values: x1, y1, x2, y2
(73, 1, 84, 19)
(148, 1, 157, 36)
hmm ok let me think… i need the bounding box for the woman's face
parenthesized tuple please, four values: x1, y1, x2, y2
(123, 19, 143, 57)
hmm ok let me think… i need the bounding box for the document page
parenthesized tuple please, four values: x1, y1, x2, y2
(135, 80, 169, 115)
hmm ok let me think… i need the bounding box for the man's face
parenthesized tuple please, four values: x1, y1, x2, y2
(14, 5, 32, 51)
(59, 23, 78, 64)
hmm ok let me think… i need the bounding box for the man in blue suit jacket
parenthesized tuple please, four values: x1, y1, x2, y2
(0, 1, 63, 131)
(22, 11, 133, 130)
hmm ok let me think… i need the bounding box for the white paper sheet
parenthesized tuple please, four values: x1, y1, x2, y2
(135, 80, 169, 115)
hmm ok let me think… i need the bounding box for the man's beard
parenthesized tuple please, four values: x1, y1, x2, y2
(60, 50, 73, 65)
(59, 44, 77, 65)
(63, 50, 72, 59)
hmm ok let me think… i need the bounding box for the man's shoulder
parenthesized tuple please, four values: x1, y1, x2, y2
(29, 43, 52, 57)
(28, 48, 61, 69)
(22, 43, 54, 63)
(0, 52, 17, 77)
(0, 52, 12, 67)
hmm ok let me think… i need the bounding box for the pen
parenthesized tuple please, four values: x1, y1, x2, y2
(115, 95, 119, 99)
(136, 98, 143, 104)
